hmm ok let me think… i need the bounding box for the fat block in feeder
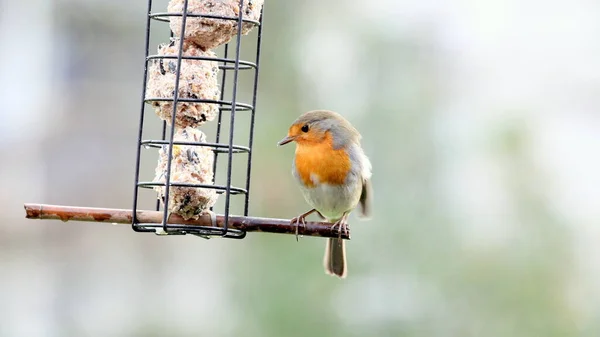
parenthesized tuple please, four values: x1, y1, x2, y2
(146, 39, 220, 128)
(153, 127, 218, 220)
(168, 0, 264, 50)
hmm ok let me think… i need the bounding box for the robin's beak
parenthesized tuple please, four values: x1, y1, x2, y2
(277, 135, 295, 146)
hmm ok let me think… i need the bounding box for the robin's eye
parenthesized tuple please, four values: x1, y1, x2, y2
(301, 124, 309, 133)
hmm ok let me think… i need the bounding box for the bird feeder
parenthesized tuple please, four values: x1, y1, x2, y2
(24, 0, 350, 241)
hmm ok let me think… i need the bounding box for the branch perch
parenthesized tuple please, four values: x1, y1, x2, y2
(23, 203, 350, 240)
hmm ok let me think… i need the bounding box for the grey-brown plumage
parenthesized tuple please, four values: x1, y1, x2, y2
(290, 110, 362, 149)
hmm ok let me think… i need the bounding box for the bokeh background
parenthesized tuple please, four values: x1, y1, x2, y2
(2, 0, 600, 336)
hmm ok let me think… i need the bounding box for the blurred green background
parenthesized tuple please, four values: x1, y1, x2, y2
(2, 0, 600, 336)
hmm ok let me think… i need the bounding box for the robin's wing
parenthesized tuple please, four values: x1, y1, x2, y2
(358, 178, 372, 219)
(356, 145, 372, 219)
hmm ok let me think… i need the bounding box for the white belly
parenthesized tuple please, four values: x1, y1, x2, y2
(298, 180, 362, 221)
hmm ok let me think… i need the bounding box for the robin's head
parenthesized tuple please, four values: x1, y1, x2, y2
(277, 110, 360, 148)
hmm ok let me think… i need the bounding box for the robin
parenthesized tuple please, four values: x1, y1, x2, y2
(277, 110, 373, 278)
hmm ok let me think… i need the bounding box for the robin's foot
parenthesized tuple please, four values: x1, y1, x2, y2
(330, 212, 350, 238)
(290, 215, 307, 242)
(290, 209, 320, 241)
(330, 220, 347, 238)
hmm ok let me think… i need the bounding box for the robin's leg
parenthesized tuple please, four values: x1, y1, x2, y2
(330, 212, 350, 238)
(291, 209, 321, 241)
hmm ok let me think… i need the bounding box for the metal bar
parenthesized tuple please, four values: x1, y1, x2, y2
(221, 0, 246, 234)
(24, 204, 351, 240)
(211, 43, 229, 212)
(156, 120, 167, 211)
(161, 0, 191, 233)
(146, 55, 256, 69)
(140, 140, 250, 153)
(157, 31, 174, 212)
(143, 98, 252, 110)
(149, 12, 260, 25)
(243, 8, 264, 216)
(132, 0, 155, 232)
(137, 182, 247, 194)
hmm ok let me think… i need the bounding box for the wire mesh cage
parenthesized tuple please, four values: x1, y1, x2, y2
(132, 0, 264, 239)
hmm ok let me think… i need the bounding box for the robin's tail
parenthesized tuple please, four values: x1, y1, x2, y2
(324, 238, 347, 278)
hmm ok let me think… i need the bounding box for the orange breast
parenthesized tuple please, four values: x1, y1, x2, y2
(294, 132, 351, 188)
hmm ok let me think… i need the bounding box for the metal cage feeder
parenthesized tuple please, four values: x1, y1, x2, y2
(132, 0, 263, 239)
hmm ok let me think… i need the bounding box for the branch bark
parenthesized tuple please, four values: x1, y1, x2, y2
(23, 203, 350, 240)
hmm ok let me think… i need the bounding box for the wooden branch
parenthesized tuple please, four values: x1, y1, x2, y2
(23, 203, 350, 240)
